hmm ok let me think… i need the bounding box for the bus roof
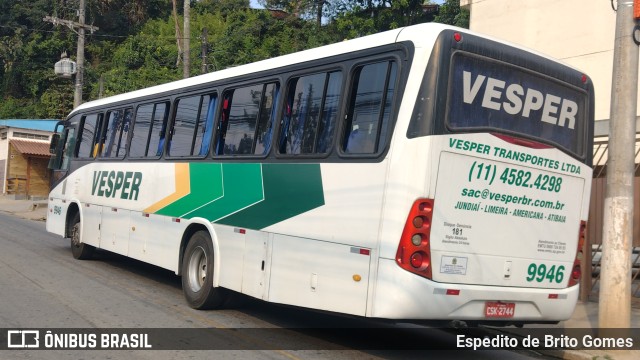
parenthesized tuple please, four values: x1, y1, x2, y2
(70, 23, 457, 117)
(71, 22, 586, 118)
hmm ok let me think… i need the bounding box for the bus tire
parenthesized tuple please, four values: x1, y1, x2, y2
(181, 230, 226, 309)
(70, 213, 94, 260)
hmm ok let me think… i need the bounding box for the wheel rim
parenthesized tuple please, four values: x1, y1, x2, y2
(71, 223, 81, 248)
(187, 246, 208, 293)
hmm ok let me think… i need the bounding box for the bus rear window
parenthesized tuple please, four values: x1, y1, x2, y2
(446, 53, 588, 157)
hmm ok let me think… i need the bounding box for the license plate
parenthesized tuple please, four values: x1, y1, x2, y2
(485, 301, 515, 318)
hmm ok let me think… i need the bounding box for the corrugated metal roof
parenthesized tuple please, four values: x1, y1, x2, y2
(0, 119, 59, 132)
(10, 139, 51, 157)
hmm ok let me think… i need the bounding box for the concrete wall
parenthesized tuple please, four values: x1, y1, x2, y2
(461, 0, 631, 122)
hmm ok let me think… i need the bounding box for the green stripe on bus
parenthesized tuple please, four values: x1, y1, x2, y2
(154, 163, 223, 217)
(154, 163, 324, 229)
(183, 163, 264, 221)
(216, 163, 324, 229)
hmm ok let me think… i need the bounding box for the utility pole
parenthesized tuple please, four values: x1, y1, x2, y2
(44, 0, 98, 108)
(172, 0, 183, 67)
(183, 0, 191, 79)
(600, 0, 639, 328)
(201, 27, 208, 74)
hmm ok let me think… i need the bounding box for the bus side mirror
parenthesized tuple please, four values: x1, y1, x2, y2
(49, 134, 60, 154)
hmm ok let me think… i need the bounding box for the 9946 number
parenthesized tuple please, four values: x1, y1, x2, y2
(526, 263, 565, 284)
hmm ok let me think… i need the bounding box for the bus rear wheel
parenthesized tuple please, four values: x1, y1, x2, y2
(181, 230, 226, 309)
(70, 213, 94, 260)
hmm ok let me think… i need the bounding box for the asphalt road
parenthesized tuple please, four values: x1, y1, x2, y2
(0, 211, 543, 360)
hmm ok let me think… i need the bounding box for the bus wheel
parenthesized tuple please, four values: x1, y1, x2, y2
(182, 230, 226, 309)
(70, 213, 94, 260)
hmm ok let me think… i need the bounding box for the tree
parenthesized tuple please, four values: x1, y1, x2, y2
(39, 80, 75, 118)
(93, 17, 183, 97)
(433, 0, 469, 28)
(0, 0, 468, 119)
(196, 0, 250, 18)
(259, 0, 328, 26)
(328, 0, 439, 39)
(92, 0, 172, 33)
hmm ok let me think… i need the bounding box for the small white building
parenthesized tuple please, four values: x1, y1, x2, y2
(0, 120, 59, 198)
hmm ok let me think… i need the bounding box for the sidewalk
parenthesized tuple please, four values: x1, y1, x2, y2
(0, 195, 48, 221)
(547, 300, 640, 360)
(0, 196, 638, 358)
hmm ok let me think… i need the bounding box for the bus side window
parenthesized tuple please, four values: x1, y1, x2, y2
(199, 94, 217, 156)
(152, 103, 169, 156)
(120, 109, 132, 157)
(194, 94, 214, 156)
(77, 113, 103, 158)
(343, 61, 397, 154)
(131, 102, 169, 157)
(170, 95, 209, 157)
(317, 73, 342, 153)
(215, 96, 230, 155)
(101, 110, 120, 157)
(254, 83, 277, 155)
(60, 128, 76, 170)
(91, 114, 104, 157)
(101, 108, 131, 158)
(279, 72, 341, 155)
(215, 83, 277, 156)
(130, 104, 153, 157)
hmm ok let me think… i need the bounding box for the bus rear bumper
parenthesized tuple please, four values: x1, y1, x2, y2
(372, 258, 578, 322)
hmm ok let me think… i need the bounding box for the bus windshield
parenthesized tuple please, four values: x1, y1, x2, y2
(447, 52, 588, 159)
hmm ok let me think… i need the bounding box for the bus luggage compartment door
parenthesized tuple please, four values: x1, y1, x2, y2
(267, 235, 371, 316)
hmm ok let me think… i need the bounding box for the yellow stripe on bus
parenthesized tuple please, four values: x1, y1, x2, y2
(143, 163, 191, 214)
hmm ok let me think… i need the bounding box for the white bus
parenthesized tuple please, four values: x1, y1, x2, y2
(46, 23, 594, 325)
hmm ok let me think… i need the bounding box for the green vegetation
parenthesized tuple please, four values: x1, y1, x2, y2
(0, 0, 468, 119)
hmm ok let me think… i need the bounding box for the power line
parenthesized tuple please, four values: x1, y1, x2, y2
(44, 0, 99, 108)
(0, 24, 212, 41)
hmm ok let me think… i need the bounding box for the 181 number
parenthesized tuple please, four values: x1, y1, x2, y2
(526, 263, 565, 283)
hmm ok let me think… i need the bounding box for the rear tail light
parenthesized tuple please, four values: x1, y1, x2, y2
(568, 221, 586, 287)
(396, 198, 434, 279)
(410, 252, 424, 268)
